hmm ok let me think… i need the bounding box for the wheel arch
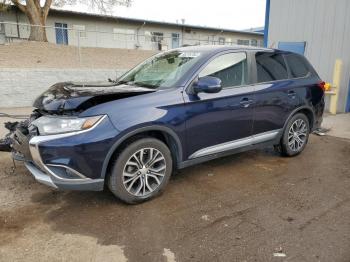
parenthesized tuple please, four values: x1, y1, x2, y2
(101, 125, 183, 179)
(283, 106, 316, 132)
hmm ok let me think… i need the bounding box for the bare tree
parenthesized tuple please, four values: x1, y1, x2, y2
(0, 0, 132, 41)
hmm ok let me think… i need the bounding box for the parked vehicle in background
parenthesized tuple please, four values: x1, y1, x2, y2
(0, 45, 325, 204)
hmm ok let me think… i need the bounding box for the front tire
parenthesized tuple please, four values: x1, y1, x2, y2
(280, 113, 310, 157)
(108, 138, 173, 204)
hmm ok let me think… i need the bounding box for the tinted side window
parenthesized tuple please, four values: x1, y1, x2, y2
(199, 52, 247, 88)
(284, 53, 310, 78)
(255, 52, 288, 83)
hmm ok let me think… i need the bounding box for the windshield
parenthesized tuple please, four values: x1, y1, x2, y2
(117, 50, 203, 89)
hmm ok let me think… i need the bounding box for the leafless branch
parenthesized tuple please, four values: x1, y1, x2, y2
(43, 0, 53, 16)
(33, 0, 41, 11)
(10, 0, 26, 12)
(53, 0, 132, 13)
(0, 0, 9, 11)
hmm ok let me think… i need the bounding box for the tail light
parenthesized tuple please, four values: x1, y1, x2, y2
(318, 81, 326, 91)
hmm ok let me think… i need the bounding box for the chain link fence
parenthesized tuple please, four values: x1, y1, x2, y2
(0, 21, 263, 51)
(0, 21, 264, 107)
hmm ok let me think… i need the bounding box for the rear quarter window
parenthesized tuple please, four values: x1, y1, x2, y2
(255, 52, 288, 83)
(284, 53, 311, 78)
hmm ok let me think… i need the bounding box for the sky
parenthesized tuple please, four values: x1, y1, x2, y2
(63, 0, 266, 31)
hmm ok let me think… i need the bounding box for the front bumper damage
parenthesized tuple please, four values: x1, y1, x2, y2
(0, 121, 30, 154)
(0, 113, 111, 191)
(27, 134, 105, 191)
(24, 162, 58, 188)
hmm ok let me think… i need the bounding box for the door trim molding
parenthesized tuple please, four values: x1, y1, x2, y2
(189, 129, 281, 159)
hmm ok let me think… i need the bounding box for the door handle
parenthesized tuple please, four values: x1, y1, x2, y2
(239, 97, 254, 108)
(287, 90, 296, 99)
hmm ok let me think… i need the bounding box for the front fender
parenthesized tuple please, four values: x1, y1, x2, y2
(100, 124, 184, 179)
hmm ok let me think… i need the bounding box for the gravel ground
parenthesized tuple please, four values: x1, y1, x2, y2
(0, 134, 349, 262)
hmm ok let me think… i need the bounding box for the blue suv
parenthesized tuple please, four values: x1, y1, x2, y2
(1, 46, 325, 203)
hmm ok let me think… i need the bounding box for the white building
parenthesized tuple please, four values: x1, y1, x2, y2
(2, 7, 264, 51)
(265, 0, 350, 113)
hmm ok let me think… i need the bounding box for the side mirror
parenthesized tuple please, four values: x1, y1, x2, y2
(193, 76, 222, 94)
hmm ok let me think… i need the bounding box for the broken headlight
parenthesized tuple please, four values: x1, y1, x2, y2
(31, 115, 105, 135)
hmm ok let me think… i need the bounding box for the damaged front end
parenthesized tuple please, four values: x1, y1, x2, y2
(0, 123, 15, 153)
(0, 81, 152, 191)
(0, 111, 42, 160)
(0, 81, 153, 157)
(0, 108, 115, 191)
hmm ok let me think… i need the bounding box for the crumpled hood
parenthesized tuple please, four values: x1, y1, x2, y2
(33, 81, 155, 113)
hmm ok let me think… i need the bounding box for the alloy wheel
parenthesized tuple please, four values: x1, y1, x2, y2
(288, 119, 308, 152)
(122, 147, 166, 197)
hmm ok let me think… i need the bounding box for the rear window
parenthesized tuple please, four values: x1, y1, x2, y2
(255, 52, 288, 83)
(284, 53, 311, 78)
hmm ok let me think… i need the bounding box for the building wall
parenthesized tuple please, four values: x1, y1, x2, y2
(2, 9, 263, 51)
(267, 0, 350, 113)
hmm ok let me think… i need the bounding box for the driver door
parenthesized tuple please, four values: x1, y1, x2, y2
(183, 52, 255, 160)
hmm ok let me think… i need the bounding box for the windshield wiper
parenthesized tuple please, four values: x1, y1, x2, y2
(115, 80, 129, 85)
(132, 82, 158, 89)
(108, 78, 119, 84)
(114, 80, 158, 89)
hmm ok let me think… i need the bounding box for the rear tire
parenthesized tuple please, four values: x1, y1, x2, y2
(280, 113, 310, 157)
(108, 138, 173, 204)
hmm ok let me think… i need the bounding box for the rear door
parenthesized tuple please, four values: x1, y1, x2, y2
(251, 51, 300, 135)
(183, 51, 255, 159)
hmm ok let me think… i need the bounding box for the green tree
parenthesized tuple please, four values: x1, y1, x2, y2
(1, 0, 131, 41)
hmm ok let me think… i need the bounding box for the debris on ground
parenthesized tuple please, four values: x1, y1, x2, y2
(201, 215, 210, 221)
(0, 137, 12, 152)
(163, 248, 176, 262)
(273, 247, 287, 257)
(286, 182, 295, 186)
(313, 127, 331, 136)
(286, 216, 294, 222)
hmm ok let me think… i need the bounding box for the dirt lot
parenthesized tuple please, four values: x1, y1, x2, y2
(0, 42, 156, 69)
(0, 134, 349, 262)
